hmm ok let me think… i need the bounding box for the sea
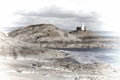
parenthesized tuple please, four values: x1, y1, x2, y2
(58, 31, 120, 65)
(1, 27, 120, 65)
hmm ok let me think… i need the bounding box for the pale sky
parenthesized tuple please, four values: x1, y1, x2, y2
(0, 0, 120, 32)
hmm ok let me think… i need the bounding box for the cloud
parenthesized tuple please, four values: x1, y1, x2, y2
(14, 6, 102, 30)
(19, 7, 77, 18)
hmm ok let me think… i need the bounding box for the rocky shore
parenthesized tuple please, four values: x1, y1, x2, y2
(0, 24, 120, 80)
(0, 31, 120, 80)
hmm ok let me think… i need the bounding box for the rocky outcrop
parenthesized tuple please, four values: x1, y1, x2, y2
(0, 31, 69, 59)
(69, 30, 119, 48)
(70, 30, 99, 38)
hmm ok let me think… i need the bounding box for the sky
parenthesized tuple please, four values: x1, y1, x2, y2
(0, 0, 120, 32)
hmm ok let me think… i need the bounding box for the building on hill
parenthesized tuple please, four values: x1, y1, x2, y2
(76, 22, 87, 31)
(76, 27, 81, 31)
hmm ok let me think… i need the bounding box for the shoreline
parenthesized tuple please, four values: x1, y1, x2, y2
(1, 25, 120, 80)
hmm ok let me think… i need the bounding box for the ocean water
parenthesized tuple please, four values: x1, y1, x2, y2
(58, 31, 120, 65)
(59, 48, 120, 65)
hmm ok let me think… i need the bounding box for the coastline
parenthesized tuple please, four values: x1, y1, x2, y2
(0, 24, 120, 80)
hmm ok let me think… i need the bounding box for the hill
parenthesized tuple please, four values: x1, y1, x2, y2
(9, 24, 79, 42)
(9, 24, 81, 48)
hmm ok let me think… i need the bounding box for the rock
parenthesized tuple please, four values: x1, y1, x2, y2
(69, 30, 99, 38)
